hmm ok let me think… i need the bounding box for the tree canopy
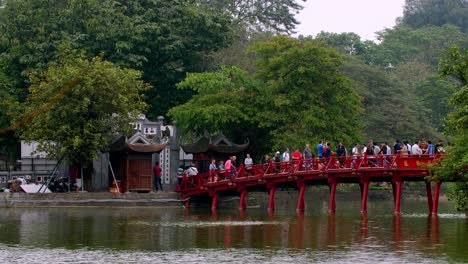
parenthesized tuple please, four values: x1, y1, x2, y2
(401, 0, 468, 32)
(169, 36, 362, 155)
(197, 0, 306, 34)
(432, 46, 468, 212)
(16, 53, 148, 166)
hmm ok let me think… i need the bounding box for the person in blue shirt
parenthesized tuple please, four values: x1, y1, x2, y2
(426, 140, 434, 154)
(317, 140, 324, 158)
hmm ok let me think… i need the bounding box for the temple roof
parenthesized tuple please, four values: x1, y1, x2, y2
(181, 134, 249, 154)
(110, 135, 167, 153)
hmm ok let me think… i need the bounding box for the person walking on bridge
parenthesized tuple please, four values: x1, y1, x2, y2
(317, 141, 324, 159)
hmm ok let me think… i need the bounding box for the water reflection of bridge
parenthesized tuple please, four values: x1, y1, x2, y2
(177, 154, 452, 215)
(208, 211, 443, 254)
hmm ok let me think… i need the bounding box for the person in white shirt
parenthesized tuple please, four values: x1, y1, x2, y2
(404, 141, 412, 154)
(352, 143, 360, 156)
(187, 163, 199, 176)
(412, 141, 423, 155)
(244, 153, 253, 174)
(282, 148, 290, 162)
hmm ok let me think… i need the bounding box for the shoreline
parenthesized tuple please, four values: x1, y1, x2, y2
(0, 188, 448, 208)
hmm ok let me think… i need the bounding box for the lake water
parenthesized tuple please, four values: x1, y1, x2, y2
(0, 192, 466, 264)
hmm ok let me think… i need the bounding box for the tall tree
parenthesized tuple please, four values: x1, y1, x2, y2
(169, 36, 362, 155)
(196, 0, 306, 34)
(401, 0, 468, 32)
(432, 46, 467, 213)
(0, 0, 233, 118)
(16, 52, 148, 168)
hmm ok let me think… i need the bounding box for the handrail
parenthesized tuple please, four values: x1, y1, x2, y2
(176, 154, 444, 196)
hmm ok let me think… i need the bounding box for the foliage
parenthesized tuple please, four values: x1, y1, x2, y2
(401, 0, 468, 32)
(432, 46, 468, 213)
(314, 32, 377, 57)
(369, 25, 468, 67)
(0, 0, 233, 118)
(415, 76, 456, 132)
(439, 46, 468, 86)
(169, 36, 362, 155)
(197, 0, 306, 34)
(16, 52, 148, 166)
(340, 56, 436, 142)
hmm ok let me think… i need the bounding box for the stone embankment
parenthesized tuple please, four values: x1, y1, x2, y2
(0, 192, 184, 207)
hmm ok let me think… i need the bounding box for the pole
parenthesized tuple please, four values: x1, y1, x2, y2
(81, 165, 84, 192)
(107, 153, 120, 193)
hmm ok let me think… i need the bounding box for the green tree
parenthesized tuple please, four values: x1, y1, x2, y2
(369, 25, 468, 67)
(169, 36, 362, 155)
(0, 0, 233, 118)
(401, 0, 468, 32)
(197, 0, 306, 34)
(314, 32, 377, 57)
(433, 46, 468, 213)
(339, 56, 436, 142)
(16, 52, 148, 168)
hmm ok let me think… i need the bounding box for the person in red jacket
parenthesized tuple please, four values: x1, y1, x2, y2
(153, 162, 162, 192)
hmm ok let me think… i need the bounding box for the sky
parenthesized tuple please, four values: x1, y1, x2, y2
(296, 0, 406, 41)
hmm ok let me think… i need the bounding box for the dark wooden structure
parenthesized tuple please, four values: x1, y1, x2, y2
(110, 137, 166, 192)
(181, 134, 249, 172)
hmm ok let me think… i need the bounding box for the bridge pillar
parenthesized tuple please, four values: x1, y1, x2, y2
(185, 200, 191, 209)
(360, 181, 370, 213)
(426, 181, 433, 213)
(431, 182, 442, 215)
(239, 189, 248, 210)
(267, 186, 277, 211)
(393, 181, 403, 214)
(211, 193, 219, 212)
(328, 182, 337, 213)
(296, 181, 306, 212)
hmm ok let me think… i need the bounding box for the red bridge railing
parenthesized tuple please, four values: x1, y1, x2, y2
(177, 153, 447, 215)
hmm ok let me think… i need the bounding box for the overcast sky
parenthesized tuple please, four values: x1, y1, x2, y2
(296, 0, 406, 41)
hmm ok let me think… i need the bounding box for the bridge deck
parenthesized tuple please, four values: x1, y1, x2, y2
(177, 154, 449, 215)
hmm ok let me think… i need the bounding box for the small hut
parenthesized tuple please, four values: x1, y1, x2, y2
(110, 134, 167, 192)
(181, 133, 249, 172)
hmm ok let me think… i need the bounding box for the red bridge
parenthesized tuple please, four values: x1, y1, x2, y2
(176, 154, 448, 215)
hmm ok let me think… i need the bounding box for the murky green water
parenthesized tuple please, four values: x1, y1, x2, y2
(0, 193, 466, 263)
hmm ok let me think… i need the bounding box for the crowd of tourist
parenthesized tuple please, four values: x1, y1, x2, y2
(177, 139, 447, 183)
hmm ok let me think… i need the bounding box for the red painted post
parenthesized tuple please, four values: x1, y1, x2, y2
(239, 189, 248, 210)
(394, 181, 403, 214)
(185, 200, 190, 209)
(426, 181, 433, 214)
(360, 181, 369, 213)
(328, 182, 337, 213)
(267, 186, 276, 211)
(296, 182, 306, 211)
(211, 193, 218, 211)
(391, 182, 397, 204)
(431, 182, 442, 216)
